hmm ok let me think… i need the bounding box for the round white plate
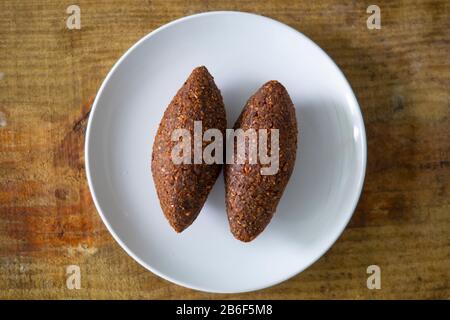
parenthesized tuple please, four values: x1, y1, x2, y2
(85, 11, 366, 293)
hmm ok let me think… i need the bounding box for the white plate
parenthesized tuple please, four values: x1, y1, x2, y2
(85, 11, 366, 293)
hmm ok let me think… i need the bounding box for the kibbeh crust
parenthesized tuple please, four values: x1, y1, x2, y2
(224, 81, 298, 242)
(151, 66, 227, 232)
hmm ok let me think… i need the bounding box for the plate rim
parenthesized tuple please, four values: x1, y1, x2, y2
(85, 10, 367, 294)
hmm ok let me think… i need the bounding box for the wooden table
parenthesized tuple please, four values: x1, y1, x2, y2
(0, 0, 449, 299)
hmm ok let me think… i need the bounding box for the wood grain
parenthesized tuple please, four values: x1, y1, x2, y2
(0, 0, 449, 299)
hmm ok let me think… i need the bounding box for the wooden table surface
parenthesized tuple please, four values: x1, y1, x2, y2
(0, 0, 449, 299)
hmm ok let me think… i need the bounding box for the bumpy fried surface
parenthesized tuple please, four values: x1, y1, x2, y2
(225, 81, 298, 242)
(152, 66, 226, 232)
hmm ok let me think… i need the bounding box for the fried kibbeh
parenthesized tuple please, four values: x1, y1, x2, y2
(151, 66, 227, 232)
(224, 81, 298, 242)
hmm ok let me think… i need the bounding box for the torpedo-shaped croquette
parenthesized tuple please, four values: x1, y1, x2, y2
(225, 81, 298, 242)
(152, 66, 227, 232)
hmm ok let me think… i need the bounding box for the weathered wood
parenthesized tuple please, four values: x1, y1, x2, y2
(0, 0, 449, 299)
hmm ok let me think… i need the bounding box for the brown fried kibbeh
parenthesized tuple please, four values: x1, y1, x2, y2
(225, 81, 298, 242)
(151, 66, 226, 232)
